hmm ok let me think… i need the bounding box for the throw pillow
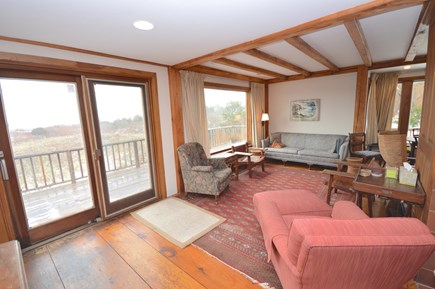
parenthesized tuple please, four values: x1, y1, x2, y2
(271, 140, 285, 148)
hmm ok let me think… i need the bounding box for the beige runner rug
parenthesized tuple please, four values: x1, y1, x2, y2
(131, 197, 225, 248)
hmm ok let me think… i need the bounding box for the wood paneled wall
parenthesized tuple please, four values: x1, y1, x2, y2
(415, 14, 435, 288)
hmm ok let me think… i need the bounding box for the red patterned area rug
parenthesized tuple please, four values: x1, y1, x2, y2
(186, 165, 354, 289)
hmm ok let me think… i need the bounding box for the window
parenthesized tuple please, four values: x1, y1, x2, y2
(204, 88, 247, 152)
(408, 81, 424, 132)
(391, 83, 402, 129)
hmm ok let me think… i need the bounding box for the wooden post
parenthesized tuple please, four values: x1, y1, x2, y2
(353, 65, 369, 133)
(133, 141, 140, 168)
(397, 81, 413, 135)
(168, 68, 185, 195)
(67, 151, 76, 184)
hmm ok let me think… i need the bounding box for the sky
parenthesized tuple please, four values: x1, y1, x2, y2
(204, 88, 246, 108)
(0, 79, 144, 131)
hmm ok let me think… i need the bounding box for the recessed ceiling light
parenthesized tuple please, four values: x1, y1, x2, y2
(133, 20, 154, 31)
(403, 65, 411, 70)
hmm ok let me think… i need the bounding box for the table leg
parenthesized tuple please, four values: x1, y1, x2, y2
(234, 158, 239, 180)
(248, 156, 252, 178)
(404, 203, 413, 217)
(326, 175, 333, 205)
(356, 192, 363, 208)
(367, 194, 374, 217)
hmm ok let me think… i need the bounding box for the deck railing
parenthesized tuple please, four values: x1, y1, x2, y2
(208, 125, 247, 150)
(15, 125, 245, 192)
(14, 139, 147, 193)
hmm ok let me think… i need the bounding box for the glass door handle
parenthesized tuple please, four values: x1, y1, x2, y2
(0, 151, 9, 181)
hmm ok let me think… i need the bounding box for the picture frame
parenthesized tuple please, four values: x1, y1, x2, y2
(290, 99, 320, 121)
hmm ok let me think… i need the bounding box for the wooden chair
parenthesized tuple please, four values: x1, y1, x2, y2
(348, 132, 382, 163)
(323, 158, 382, 216)
(231, 142, 265, 178)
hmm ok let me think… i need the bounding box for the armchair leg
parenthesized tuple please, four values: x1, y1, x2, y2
(214, 195, 219, 205)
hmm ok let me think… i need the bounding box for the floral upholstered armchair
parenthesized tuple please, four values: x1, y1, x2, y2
(177, 142, 232, 203)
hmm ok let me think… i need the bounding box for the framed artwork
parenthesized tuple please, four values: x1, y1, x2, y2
(290, 99, 320, 121)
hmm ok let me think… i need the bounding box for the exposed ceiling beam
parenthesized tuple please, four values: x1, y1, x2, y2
(173, 0, 426, 69)
(285, 36, 339, 71)
(266, 54, 427, 84)
(213, 58, 287, 78)
(188, 65, 266, 83)
(370, 54, 426, 69)
(243, 49, 310, 76)
(405, 1, 434, 61)
(267, 66, 358, 84)
(344, 19, 372, 66)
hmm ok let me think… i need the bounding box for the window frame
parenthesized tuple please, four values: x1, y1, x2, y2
(204, 82, 251, 154)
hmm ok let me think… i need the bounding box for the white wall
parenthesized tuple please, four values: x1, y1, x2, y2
(268, 73, 357, 135)
(0, 41, 177, 196)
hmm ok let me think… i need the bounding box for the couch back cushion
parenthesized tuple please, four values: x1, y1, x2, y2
(304, 134, 346, 152)
(277, 132, 347, 153)
(281, 133, 305, 148)
(287, 218, 433, 267)
(331, 201, 369, 220)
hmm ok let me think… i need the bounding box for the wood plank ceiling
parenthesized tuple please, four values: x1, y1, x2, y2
(175, 0, 430, 83)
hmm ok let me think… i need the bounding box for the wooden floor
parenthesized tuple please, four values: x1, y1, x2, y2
(23, 213, 263, 289)
(21, 162, 422, 289)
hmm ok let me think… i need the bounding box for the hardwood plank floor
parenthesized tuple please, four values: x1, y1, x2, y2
(23, 214, 263, 289)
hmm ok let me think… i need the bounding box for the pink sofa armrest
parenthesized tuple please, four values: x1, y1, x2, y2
(254, 200, 289, 261)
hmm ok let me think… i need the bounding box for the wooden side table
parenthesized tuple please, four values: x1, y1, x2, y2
(0, 240, 29, 289)
(352, 168, 425, 217)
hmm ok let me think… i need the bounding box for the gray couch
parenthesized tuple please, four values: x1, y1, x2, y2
(262, 132, 348, 167)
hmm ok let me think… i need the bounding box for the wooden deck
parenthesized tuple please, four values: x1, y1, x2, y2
(23, 214, 263, 289)
(22, 167, 150, 228)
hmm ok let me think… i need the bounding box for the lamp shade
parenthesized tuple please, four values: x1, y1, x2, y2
(261, 113, 269, 122)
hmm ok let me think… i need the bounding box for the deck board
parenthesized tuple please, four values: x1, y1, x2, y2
(22, 166, 150, 228)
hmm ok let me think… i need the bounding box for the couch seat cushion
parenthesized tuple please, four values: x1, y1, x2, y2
(282, 215, 331, 229)
(267, 147, 301, 154)
(332, 201, 369, 220)
(298, 149, 338, 159)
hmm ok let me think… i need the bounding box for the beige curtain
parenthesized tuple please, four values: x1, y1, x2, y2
(250, 82, 265, 147)
(180, 70, 210, 155)
(366, 72, 399, 144)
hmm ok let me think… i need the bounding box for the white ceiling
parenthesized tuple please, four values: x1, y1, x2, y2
(0, 0, 427, 78)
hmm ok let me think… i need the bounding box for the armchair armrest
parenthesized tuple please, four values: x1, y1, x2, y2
(249, 147, 265, 156)
(338, 141, 348, 160)
(191, 165, 213, 172)
(208, 158, 227, 170)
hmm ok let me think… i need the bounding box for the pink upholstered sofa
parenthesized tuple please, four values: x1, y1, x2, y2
(253, 189, 435, 289)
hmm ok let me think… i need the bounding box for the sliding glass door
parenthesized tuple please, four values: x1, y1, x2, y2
(88, 80, 155, 215)
(0, 75, 98, 242)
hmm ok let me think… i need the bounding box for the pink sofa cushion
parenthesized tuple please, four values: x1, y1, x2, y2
(331, 201, 369, 219)
(253, 189, 332, 216)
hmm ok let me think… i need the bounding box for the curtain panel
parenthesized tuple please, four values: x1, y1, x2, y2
(366, 72, 399, 144)
(180, 71, 210, 155)
(250, 83, 265, 147)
